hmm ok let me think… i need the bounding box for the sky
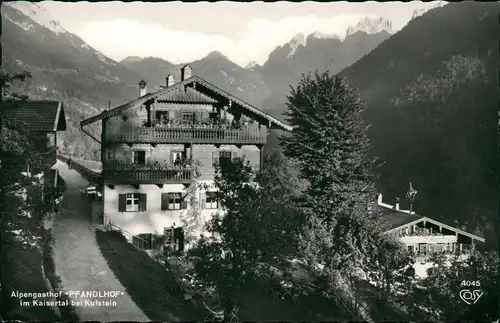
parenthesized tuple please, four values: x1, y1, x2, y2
(41, 1, 439, 67)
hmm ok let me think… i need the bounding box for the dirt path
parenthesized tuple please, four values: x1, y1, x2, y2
(51, 161, 149, 321)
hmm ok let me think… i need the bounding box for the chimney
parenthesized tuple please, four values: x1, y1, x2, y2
(166, 74, 175, 87)
(180, 64, 192, 81)
(139, 80, 147, 98)
(394, 197, 400, 211)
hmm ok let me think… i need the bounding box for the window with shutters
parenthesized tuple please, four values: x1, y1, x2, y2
(171, 150, 186, 166)
(206, 192, 218, 209)
(155, 111, 170, 125)
(162, 192, 186, 210)
(126, 193, 140, 212)
(182, 112, 195, 124)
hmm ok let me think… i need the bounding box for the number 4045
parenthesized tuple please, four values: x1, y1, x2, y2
(461, 280, 481, 287)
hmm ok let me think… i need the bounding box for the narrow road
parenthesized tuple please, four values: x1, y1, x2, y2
(51, 161, 149, 321)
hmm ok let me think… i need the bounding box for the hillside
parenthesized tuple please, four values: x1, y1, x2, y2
(1, 2, 142, 159)
(337, 2, 499, 246)
(260, 19, 392, 119)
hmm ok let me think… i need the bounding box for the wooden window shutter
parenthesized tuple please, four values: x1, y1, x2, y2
(195, 112, 202, 124)
(161, 193, 168, 210)
(118, 194, 126, 212)
(212, 151, 219, 166)
(139, 194, 147, 211)
(200, 191, 206, 209)
(201, 111, 210, 122)
(177, 228, 185, 252)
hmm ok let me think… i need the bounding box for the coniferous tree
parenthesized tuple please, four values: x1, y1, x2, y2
(189, 158, 264, 320)
(281, 72, 384, 312)
(282, 72, 376, 269)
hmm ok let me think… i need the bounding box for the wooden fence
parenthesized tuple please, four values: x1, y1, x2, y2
(56, 155, 102, 184)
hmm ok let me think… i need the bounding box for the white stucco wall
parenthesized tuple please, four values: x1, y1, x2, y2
(103, 180, 218, 237)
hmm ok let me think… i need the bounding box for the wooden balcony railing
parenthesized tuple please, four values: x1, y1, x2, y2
(105, 126, 267, 145)
(103, 163, 194, 184)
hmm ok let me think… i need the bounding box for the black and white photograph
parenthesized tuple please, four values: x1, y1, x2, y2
(1, 1, 498, 322)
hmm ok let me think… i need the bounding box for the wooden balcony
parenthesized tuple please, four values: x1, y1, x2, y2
(103, 163, 194, 185)
(105, 126, 267, 145)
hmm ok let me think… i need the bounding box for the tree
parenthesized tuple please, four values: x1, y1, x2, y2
(256, 149, 307, 259)
(189, 158, 262, 319)
(188, 155, 307, 319)
(364, 235, 413, 301)
(280, 72, 386, 320)
(1, 71, 53, 240)
(281, 72, 381, 271)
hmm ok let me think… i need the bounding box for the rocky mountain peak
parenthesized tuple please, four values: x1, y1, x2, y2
(309, 31, 343, 41)
(345, 16, 393, 37)
(121, 56, 143, 63)
(4, 1, 68, 34)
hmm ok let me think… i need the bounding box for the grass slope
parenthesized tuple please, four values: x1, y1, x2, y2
(95, 230, 205, 321)
(1, 236, 61, 321)
(96, 231, 350, 321)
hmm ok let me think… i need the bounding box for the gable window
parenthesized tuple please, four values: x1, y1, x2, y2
(118, 193, 147, 212)
(161, 192, 187, 210)
(182, 112, 195, 125)
(132, 151, 146, 165)
(205, 192, 218, 209)
(156, 111, 170, 124)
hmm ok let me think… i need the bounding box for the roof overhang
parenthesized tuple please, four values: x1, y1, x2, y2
(53, 101, 67, 131)
(80, 76, 292, 132)
(384, 216, 485, 243)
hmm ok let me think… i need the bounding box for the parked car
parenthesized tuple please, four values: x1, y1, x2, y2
(81, 184, 102, 200)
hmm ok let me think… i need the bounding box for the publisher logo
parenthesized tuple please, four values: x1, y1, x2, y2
(459, 289, 483, 305)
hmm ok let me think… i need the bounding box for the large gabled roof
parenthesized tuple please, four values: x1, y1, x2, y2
(2, 100, 67, 132)
(80, 75, 292, 131)
(377, 206, 421, 231)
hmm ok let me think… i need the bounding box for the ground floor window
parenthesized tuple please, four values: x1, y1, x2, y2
(161, 192, 187, 210)
(205, 192, 218, 209)
(126, 193, 140, 212)
(118, 193, 147, 212)
(163, 226, 185, 253)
